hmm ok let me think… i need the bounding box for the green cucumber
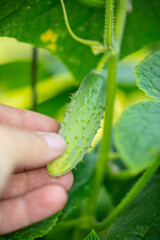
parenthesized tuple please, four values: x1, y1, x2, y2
(47, 71, 106, 176)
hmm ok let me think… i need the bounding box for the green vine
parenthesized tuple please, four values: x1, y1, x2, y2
(60, 0, 105, 54)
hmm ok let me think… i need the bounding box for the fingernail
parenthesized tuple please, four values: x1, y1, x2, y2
(40, 133, 66, 152)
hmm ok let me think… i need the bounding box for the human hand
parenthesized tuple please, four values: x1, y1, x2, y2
(0, 104, 73, 235)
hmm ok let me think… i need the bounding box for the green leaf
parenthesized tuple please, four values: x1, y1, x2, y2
(121, 0, 160, 59)
(107, 170, 160, 240)
(134, 50, 160, 101)
(104, 171, 139, 206)
(0, 0, 103, 81)
(84, 230, 100, 240)
(96, 186, 114, 222)
(114, 100, 160, 172)
(142, 216, 160, 240)
(1, 1, 159, 82)
(0, 212, 60, 240)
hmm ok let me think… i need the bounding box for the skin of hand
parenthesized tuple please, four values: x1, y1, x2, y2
(0, 104, 73, 235)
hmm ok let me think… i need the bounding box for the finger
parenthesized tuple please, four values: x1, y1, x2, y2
(1, 169, 73, 200)
(0, 125, 65, 170)
(0, 125, 66, 193)
(0, 185, 67, 235)
(0, 103, 59, 132)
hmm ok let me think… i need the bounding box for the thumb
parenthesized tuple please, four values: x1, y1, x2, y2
(0, 125, 65, 192)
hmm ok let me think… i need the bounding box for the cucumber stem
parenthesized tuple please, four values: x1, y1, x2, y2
(94, 154, 160, 231)
(81, 1, 116, 220)
(93, 52, 117, 210)
(83, 0, 128, 219)
(95, 0, 116, 205)
(104, 0, 114, 49)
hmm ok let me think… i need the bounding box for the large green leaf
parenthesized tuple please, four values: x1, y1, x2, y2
(143, 216, 160, 240)
(0, 0, 103, 81)
(107, 170, 160, 240)
(115, 101, 160, 172)
(0, 0, 160, 82)
(84, 230, 100, 240)
(0, 212, 60, 240)
(134, 50, 160, 100)
(121, 0, 160, 58)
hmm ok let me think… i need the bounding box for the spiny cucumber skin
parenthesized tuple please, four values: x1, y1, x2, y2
(47, 72, 106, 177)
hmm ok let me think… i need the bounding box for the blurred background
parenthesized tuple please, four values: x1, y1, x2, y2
(0, 36, 159, 143)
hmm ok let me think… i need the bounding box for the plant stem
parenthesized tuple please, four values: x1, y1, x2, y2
(114, 0, 128, 50)
(109, 152, 120, 160)
(31, 47, 38, 111)
(104, 0, 114, 48)
(80, 0, 128, 225)
(94, 52, 117, 202)
(92, 0, 129, 209)
(82, 0, 116, 219)
(98, 0, 116, 180)
(94, 154, 160, 231)
(96, 51, 110, 73)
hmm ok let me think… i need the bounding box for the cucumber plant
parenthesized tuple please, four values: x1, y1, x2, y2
(0, 0, 160, 240)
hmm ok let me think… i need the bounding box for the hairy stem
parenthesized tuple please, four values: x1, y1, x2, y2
(31, 47, 38, 111)
(95, 155, 160, 231)
(94, 52, 117, 201)
(104, 0, 114, 48)
(96, 50, 110, 73)
(77, 0, 128, 227)
(82, 0, 116, 219)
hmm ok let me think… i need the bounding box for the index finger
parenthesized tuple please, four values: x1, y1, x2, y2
(0, 104, 59, 132)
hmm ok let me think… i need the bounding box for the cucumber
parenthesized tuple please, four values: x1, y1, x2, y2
(47, 71, 106, 176)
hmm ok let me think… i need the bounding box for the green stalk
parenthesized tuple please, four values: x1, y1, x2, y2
(104, 0, 114, 48)
(82, 1, 116, 219)
(94, 53, 117, 197)
(92, 0, 129, 210)
(95, 154, 160, 231)
(76, 0, 128, 228)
